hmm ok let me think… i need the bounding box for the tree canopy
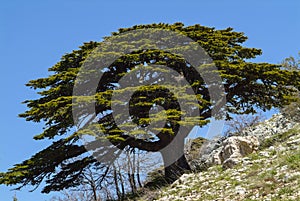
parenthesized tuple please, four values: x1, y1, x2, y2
(1, 23, 299, 193)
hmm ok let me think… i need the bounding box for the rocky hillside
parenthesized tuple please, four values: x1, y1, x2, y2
(136, 114, 300, 201)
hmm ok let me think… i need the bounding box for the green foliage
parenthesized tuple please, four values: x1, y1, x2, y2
(280, 52, 300, 122)
(281, 52, 300, 71)
(281, 150, 300, 170)
(1, 22, 300, 194)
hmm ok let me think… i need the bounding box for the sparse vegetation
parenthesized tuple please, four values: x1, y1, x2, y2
(281, 150, 300, 170)
(260, 125, 300, 149)
(225, 113, 265, 137)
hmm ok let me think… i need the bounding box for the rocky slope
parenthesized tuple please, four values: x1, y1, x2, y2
(137, 114, 300, 201)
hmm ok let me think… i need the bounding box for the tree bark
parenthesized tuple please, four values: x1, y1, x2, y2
(126, 151, 137, 194)
(161, 152, 191, 183)
(112, 164, 121, 200)
(160, 133, 191, 183)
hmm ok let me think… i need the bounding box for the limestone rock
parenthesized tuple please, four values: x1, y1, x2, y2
(207, 136, 260, 168)
(192, 113, 297, 170)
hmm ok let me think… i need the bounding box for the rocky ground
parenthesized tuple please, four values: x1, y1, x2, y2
(136, 114, 300, 201)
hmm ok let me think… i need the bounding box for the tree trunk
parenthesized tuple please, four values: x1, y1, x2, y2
(126, 151, 137, 194)
(136, 151, 143, 188)
(160, 134, 191, 183)
(112, 164, 121, 200)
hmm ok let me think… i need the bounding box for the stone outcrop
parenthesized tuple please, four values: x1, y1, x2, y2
(192, 113, 297, 170)
(219, 136, 259, 168)
(241, 113, 297, 142)
(198, 136, 259, 169)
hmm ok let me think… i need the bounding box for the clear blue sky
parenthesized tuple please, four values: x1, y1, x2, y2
(0, 0, 299, 200)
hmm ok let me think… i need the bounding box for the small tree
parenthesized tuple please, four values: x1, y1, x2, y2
(280, 52, 300, 122)
(224, 113, 265, 136)
(281, 52, 300, 71)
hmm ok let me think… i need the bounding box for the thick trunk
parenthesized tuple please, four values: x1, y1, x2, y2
(162, 153, 191, 183)
(160, 134, 191, 183)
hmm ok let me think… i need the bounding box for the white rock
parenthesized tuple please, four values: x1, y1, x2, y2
(287, 138, 300, 145)
(220, 136, 260, 168)
(235, 186, 246, 196)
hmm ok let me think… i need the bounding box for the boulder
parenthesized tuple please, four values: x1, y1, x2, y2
(192, 114, 296, 171)
(201, 136, 259, 169)
(221, 136, 259, 168)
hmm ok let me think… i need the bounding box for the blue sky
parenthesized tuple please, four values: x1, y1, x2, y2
(0, 0, 299, 200)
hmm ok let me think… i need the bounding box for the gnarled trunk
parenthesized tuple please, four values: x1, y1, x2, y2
(160, 133, 191, 183)
(162, 152, 191, 183)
